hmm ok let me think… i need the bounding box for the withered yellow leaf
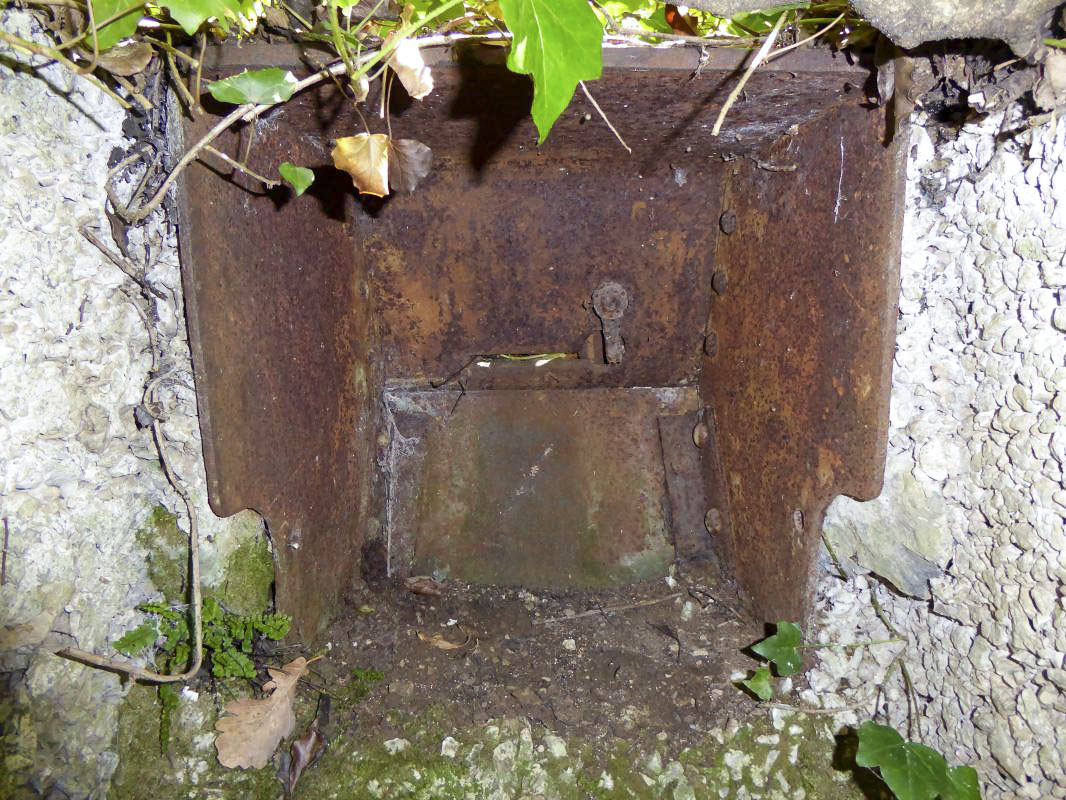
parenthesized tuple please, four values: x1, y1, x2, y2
(417, 626, 473, 650)
(214, 656, 311, 769)
(332, 133, 390, 197)
(387, 37, 434, 100)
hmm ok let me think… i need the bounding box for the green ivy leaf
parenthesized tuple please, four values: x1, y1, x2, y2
(88, 0, 145, 51)
(497, 0, 603, 143)
(741, 666, 773, 700)
(408, 0, 465, 26)
(207, 67, 299, 105)
(163, 0, 242, 36)
(113, 621, 158, 655)
(856, 722, 952, 800)
(751, 621, 803, 677)
(942, 766, 981, 800)
(279, 163, 314, 196)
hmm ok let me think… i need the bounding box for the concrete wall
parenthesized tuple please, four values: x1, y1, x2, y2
(820, 112, 1066, 799)
(0, 11, 269, 797)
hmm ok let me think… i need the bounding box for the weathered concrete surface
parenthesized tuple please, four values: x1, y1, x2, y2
(688, 0, 1060, 55)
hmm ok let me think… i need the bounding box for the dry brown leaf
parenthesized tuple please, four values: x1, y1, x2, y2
(404, 575, 444, 597)
(417, 625, 473, 651)
(387, 36, 434, 100)
(389, 138, 433, 195)
(263, 5, 289, 28)
(332, 133, 390, 197)
(284, 695, 329, 797)
(214, 656, 311, 769)
(92, 41, 155, 76)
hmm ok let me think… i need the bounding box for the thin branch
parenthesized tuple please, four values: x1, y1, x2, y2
(193, 32, 206, 113)
(111, 25, 480, 223)
(764, 12, 844, 63)
(111, 72, 153, 111)
(0, 29, 132, 110)
(534, 592, 681, 625)
(711, 10, 786, 136)
(579, 79, 631, 154)
(80, 224, 167, 299)
(58, 421, 203, 684)
(202, 145, 280, 188)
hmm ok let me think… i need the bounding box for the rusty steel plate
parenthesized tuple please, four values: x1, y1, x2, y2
(700, 100, 905, 624)
(382, 387, 699, 587)
(177, 43, 890, 637)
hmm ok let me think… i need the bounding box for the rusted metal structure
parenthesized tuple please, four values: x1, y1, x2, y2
(177, 44, 904, 640)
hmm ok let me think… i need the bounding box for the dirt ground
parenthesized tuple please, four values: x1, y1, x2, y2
(304, 562, 767, 764)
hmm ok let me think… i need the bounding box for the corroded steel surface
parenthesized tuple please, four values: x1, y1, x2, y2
(178, 43, 891, 636)
(383, 388, 699, 588)
(701, 102, 905, 624)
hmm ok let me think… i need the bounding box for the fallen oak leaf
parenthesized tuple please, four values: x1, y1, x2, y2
(404, 575, 444, 597)
(214, 656, 314, 769)
(332, 133, 390, 197)
(387, 36, 434, 100)
(417, 625, 474, 651)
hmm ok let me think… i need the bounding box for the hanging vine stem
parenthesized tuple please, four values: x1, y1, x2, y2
(109, 20, 479, 223)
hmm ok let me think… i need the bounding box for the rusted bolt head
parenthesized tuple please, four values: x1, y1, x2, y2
(719, 210, 737, 234)
(704, 508, 723, 534)
(692, 421, 709, 448)
(592, 281, 629, 321)
(703, 331, 718, 358)
(711, 271, 729, 295)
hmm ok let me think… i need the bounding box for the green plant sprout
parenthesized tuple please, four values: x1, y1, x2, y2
(741, 622, 980, 800)
(114, 598, 291, 751)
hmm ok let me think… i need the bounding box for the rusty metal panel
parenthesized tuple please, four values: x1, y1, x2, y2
(382, 387, 698, 587)
(701, 100, 905, 625)
(177, 43, 883, 637)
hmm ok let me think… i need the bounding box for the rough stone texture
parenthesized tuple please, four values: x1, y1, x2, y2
(687, 0, 1059, 55)
(818, 110, 1066, 799)
(0, 11, 270, 797)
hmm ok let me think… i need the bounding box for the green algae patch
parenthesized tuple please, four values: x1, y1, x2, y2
(215, 533, 275, 617)
(136, 506, 186, 604)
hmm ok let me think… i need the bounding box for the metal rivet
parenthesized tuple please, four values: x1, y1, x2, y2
(705, 508, 723, 534)
(719, 210, 737, 234)
(711, 270, 728, 295)
(703, 331, 718, 358)
(692, 421, 709, 448)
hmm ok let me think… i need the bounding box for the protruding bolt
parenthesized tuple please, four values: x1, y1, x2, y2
(692, 421, 709, 448)
(704, 508, 723, 534)
(719, 210, 737, 234)
(703, 331, 718, 358)
(711, 270, 729, 295)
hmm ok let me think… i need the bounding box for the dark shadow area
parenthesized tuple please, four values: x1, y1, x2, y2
(833, 727, 895, 799)
(447, 52, 535, 175)
(0, 54, 106, 130)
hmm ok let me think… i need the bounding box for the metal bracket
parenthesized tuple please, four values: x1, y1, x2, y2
(592, 281, 630, 365)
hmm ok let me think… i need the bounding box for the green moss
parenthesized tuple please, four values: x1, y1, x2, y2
(215, 534, 275, 617)
(110, 683, 278, 800)
(135, 506, 186, 604)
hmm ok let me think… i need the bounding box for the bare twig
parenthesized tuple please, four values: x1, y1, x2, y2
(711, 10, 786, 136)
(111, 73, 153, 111)
(202, 144, 280, 188)
(579, 80, 631, 154)
(112, 25, 478, 223)
(0, 29, 132, 110)
(193, 32, 206, 112)
(534, 592, 681, 625)
(80, 224, 167, 299)
(164, 31, 197, 116)
(764, 12, 845, 63)
(1, 517, 10, 587)
(58, 420, 204, 683)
